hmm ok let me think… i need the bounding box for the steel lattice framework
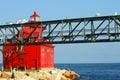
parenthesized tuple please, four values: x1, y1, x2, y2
(0, 15, 120, 46)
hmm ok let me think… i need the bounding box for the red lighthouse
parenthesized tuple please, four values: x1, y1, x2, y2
(2, 12, 55, 69)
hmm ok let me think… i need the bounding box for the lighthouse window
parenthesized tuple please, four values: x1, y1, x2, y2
(30, 17, 34, 21)
(47, 49, 50, 53)
(36, 17, 40, 21)
(42, 48, 44, 52)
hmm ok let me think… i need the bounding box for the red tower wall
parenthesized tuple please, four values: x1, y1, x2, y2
(3, 44, 54, 69)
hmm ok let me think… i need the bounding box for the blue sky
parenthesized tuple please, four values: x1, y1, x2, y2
(0, 0, 120, 63)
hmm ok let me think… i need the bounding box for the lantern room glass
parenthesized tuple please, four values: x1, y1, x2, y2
(30, 16, 40, 21)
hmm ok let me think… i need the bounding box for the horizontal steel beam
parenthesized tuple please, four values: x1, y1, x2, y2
(0, 15, 120, 28)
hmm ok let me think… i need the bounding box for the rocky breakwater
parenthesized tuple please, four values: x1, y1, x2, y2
(0, 68, 80, 80)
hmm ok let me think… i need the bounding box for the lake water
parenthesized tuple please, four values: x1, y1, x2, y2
(55, 63, 120, 80)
